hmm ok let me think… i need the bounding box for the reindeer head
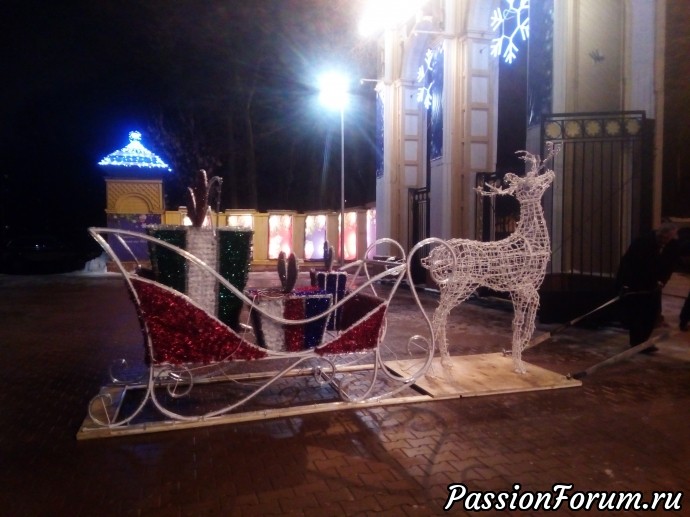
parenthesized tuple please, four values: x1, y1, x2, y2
(421, 245, 455, 285)
(477, 143, 559, 202)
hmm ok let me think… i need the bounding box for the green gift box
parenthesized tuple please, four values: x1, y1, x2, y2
(146, 225, 253, 330)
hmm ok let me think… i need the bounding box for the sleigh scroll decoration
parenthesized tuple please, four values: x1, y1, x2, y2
(82, 227, 452, 433)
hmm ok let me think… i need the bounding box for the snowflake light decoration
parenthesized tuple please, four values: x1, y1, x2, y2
(490, 0, 530, 64)
(416, 48, 435, 109)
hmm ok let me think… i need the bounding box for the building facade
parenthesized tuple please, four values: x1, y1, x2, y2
(372, 0, 664, 267)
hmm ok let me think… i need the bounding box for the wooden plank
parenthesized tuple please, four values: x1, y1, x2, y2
(77, 392, 434, 440)
(387, 353, 580, 398)
(77, 355, 579, 440)
(568, 331, 673, 379)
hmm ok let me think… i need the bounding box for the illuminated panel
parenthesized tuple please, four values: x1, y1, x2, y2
(339, 212, 358, 261)
(366, 209, 377, 257)
(98, 131, 171, 170)
(268, 214, 293, 259)
(304, 214, 328, 260)
(227, 213, 254, 230)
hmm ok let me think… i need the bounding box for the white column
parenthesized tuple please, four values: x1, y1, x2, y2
(376, 28, 404, 255)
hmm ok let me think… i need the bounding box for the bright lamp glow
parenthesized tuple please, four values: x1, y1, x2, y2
(359, 0, 428, 37)
(318, 72, 349, 110)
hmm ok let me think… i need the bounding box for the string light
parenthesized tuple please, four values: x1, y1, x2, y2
(98, 130, 171, 170)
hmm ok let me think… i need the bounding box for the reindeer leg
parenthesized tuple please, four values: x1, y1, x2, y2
(510, 288, 539, 374)
(432, 305, 452, 366)
(510, 294, 526, 373)
(433, 285, 475, 368)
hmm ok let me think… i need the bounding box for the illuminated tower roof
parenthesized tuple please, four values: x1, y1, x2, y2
(98, 131, 171, 171)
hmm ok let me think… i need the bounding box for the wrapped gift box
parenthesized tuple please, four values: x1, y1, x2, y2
(247, 287, 332, 352)
(313, 271, 347, 330)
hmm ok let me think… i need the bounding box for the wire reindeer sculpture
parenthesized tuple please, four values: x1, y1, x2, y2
(422, 143, 559, 373)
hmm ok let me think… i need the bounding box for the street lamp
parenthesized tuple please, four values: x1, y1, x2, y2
(318, 72, 349, 265)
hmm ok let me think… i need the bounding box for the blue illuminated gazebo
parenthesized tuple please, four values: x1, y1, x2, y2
(98, 131, 171, 171)
(99, 130, 170, 261)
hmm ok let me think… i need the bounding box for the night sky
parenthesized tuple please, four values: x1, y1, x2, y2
(5, 1, 686, 248)
(1, 0, 377, 241)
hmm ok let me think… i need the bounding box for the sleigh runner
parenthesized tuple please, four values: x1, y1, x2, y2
(81, 227, 448, 436)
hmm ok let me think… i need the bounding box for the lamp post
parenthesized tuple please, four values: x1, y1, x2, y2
(318, 72, 349, 266)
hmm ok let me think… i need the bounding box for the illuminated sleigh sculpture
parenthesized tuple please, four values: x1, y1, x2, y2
(85, 227, 449, 431)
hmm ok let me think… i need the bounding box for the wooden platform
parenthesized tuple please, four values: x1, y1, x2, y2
(77, 388, 433, 440)
(387, 353, 581, 398)
(77, 354, 579, 439)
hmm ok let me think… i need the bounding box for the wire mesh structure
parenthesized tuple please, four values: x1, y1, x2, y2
(80, 228, 450, 436)
(423, 144, 559, 373)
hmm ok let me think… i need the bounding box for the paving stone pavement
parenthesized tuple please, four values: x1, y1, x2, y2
(0, 271, 689, 516)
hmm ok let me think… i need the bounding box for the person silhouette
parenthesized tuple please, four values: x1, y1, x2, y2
(615, 223, 680, 351)
(680, 292, 690, 331)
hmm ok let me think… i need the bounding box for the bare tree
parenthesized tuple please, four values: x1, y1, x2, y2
(94, 0, 377, 211)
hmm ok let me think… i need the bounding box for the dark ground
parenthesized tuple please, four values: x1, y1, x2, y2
(0, 271, 689, 516)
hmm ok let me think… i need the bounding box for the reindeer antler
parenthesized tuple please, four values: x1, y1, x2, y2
(517, 151, 540, 177)
(475, 176, 517, 197)
(476, 144, 560, 197)
(519, 143, 561, 177)
(541, 142, 560, 168)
